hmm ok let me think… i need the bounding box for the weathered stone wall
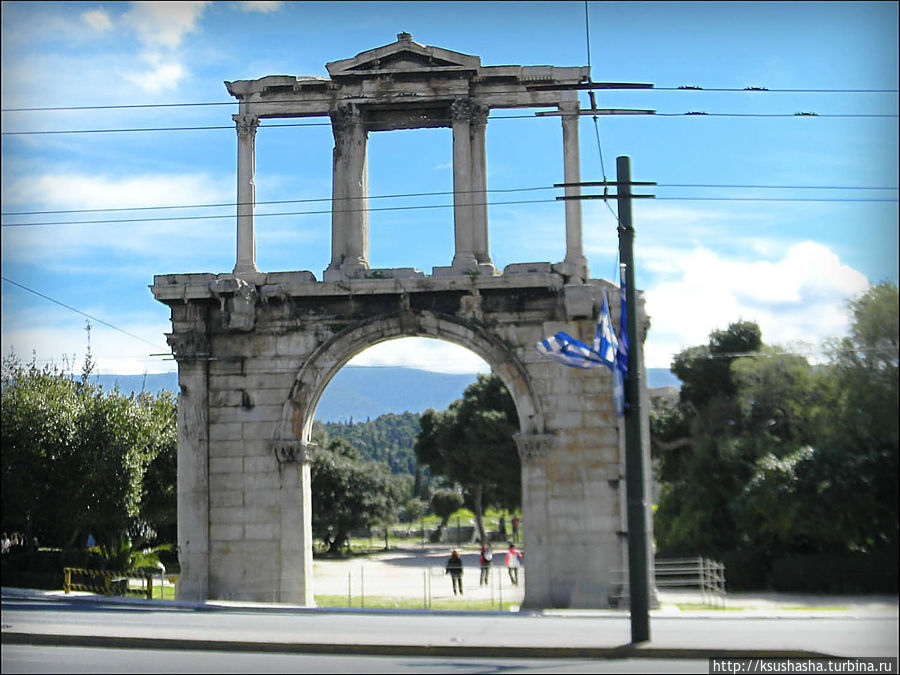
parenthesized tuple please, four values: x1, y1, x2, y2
(153, 270, 652, 607)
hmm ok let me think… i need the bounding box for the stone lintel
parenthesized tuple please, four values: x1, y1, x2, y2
(152, 270, 570, 304)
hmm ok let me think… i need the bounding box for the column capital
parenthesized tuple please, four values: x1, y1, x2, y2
(451, 97, 475, 121)
(513, 433, 556, 462)
(330, 103, 362, 133)
(559, 99, 580, 115)
(273, 440, 317, 465)
(233, 113, 259, 138)
(165, 331, 209, 362)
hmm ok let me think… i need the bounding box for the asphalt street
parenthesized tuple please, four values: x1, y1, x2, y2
(2, 591, 898, 662)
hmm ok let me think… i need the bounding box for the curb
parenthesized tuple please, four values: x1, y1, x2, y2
(0, 632, 833, 660)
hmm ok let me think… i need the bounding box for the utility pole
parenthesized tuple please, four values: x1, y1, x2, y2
(617, 155, 651, 644)
(554, 155, 654, 644)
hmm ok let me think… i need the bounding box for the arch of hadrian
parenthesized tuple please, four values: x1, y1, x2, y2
(151, 33, 654, 609)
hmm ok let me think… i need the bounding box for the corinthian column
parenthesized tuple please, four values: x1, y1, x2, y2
(233, 114, 260, 276)
(470, 103, 494, 270)
(451, 98, 477, 272)
(560, 100, 588, 281)
(326, 104, 369, 280)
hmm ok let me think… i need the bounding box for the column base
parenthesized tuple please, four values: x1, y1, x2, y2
(433, 262, 496, 277)
(552, 259, 589, 284)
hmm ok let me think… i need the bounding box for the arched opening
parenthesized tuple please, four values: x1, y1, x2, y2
(280, 322, 534, 606)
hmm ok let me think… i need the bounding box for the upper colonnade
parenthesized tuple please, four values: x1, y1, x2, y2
(225, 32, 590, 283)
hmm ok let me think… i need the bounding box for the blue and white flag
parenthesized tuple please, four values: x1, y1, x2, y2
(535, 331, 606, 369)
(534, 283, 628, 416)
(594, 288, 618, 368)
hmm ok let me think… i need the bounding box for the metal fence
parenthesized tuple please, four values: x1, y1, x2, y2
(63, 567, 168, 600)
(610, 557, 726, 608)
(317, 562, 525, 610)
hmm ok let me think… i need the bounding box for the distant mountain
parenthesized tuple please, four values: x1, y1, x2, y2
(92, 366, 680, 422)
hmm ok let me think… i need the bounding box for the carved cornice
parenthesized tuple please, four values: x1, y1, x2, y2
(233, 113, 260, 138)
(273, 439, 317, 464)
(513, 433, 555, 462)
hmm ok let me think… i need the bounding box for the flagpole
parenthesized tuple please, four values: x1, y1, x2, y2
(617, 155, 651, 644)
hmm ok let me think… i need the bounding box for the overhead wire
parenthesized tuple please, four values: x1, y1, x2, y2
(0, 276, 168, 351)
(2, 188, 896, 228)
(3, 110, 897, 135)
(1, 86, 896, 113)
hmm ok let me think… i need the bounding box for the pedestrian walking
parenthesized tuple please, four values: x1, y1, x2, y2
(499, 515, 507, 539)
(511, 516, 520, 542)
(505, 543, 522, 586)
(445, 549, 464, 595)
(479, 541, 493, 586)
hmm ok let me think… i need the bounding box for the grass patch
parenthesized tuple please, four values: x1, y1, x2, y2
(314, 594, 516, 611)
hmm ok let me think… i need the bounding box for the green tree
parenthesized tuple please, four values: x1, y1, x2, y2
(1, 351, 176, 550)
(310, 437, 406, 554)
(794, 282, 899, 552)
(414, 374, 520, 544)
(429, 487, 464, 541)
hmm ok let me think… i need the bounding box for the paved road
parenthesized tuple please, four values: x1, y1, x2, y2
(2, 645, 710, 674)
(3, 593, 897, 660)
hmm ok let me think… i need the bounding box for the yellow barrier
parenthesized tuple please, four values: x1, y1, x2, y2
(63, 567, 157, 600)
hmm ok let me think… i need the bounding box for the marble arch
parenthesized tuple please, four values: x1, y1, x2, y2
(151, 34, 654, 609)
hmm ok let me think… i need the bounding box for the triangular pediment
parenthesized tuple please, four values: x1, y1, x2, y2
(327, 33, 481, 77)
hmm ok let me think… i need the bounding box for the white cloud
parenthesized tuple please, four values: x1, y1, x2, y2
(82, 8, 114, 33)
(1, 171, 234, 265)
(347, 337, 491, 375)
(121, 1, 209, 50)
(3, 171, 229, 212)
(123, 53, 188, 93)
(119, 1, 210, 93)
(642, 241, 869, 369)
(236, 1, 283, 13)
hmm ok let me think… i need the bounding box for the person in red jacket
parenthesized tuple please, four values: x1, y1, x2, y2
(505, 543, 522, 586)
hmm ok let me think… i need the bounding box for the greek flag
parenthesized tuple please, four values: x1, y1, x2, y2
(534, 288, 618, 370)
(535, 331, 607, 369)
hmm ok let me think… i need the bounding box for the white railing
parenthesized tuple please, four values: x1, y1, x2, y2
(611, 556, 727, 608)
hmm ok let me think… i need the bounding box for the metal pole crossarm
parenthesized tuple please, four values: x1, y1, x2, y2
(556, 194, 655, 200)
(554, 181, 657, 187)
(535, 109, 656, 117)
(524, 81, 654, 91)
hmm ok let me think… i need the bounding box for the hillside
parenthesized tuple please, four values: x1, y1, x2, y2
(92, 366, 680, 422)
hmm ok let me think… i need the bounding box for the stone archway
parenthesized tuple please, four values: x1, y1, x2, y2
(151, 34, 654, 610)
(282, 310, 543, 446)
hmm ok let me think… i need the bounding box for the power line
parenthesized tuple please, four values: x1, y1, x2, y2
(3, 110, 897, 136)
(0, 186, 556, 217)
(3, 194, 897, 229)
(2, 182, 894, 219)
(0, 276, 167, 351)
(1, 86, 896, 113)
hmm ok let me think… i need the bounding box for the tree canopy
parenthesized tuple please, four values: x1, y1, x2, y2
(310, 437, 407, 553)
(652, 283, 899, 565)
(1, 351, 176, 549)
(414, 373, 520, 543)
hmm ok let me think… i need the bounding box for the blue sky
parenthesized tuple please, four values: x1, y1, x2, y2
(2, 1, 897, 376)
